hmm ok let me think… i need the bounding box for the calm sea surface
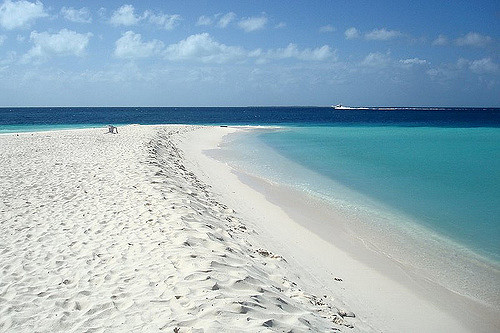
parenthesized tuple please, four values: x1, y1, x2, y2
(1, 106, 499, 131)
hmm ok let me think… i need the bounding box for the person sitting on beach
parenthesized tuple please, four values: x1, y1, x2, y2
(107, 125, 118, 134)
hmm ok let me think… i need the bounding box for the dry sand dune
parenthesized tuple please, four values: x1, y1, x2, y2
(0, 126, 359, 332)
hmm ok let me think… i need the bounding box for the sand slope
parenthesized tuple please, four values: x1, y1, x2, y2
(0, 126, 360, 332)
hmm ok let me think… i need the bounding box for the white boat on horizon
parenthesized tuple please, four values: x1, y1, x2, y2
(332, 104, 369, 110)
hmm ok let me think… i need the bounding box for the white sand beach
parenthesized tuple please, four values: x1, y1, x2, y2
(1, 125, 498, 332)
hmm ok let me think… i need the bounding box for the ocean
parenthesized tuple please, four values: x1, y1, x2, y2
(2, 106, 499, 302)
(1, 106, 499, 132)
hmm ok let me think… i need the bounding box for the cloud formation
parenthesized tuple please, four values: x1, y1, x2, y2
(469, 58, 498, 74)
(23, 29, 92, 62)
(319, 25, 334, 33)
(455, 32, 492, 47)
(109, 4, 181, 30)
(426, 57, 498, 82)
(145, 11, 181, 30)
(344, 27, 360, 39)
(196, 15, 212, 26)
(399, 58, 428, 66)
(238, 15, 267, 32)
(0, 0, 47, 30)
(114, 31, 164, 59)
(196, 12, 236, 28)
(261, 43, 334, 62)
(365, 28, 401, 40)
(60, 7, 91, 23)
(361, 52, 390, 66)
(161, 33, 334, 64)
(218, 12, 236, 28)
(164, 33, 245, 63)
(109, 4, 140, 26)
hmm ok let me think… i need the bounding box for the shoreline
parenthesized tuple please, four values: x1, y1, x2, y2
(214, 125, 500, 266)
(179, 125, 500, 333)
(1, 124, 498, 332)
(232, 170, 500, 325)
(206, 126, 500, 297)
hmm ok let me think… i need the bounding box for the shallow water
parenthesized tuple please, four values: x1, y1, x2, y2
(255, 126, 500, 261)
(212, 125, 500, 306)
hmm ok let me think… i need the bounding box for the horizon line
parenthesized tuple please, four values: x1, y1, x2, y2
(0, 105, 499, 108)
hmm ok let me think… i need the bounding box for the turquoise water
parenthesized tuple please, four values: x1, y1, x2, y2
(220, 126, 500, 263)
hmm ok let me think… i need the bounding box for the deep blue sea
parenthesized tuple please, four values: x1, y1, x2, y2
(2, 107, 499, 268)
(1, 106, 499, 132)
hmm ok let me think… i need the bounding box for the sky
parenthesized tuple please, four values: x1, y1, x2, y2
(0, 0, 498, 107)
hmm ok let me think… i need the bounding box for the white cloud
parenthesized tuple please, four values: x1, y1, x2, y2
(427, 58, 498, 81)
(217, 12, 236, 28)
(60, 7, 92, 23)
(109, 5, 181, 30)
(432, 34, 448, 46)
(146, 11, 181, 30)
(319, 25, 334, 33)
(16, 34, 24, 42)
(0, 0, 47, 30)
(114, 30, 163, 59)
(196, 15, 212, 26)
(196, 12, 236, 28)
(238, 15, 267, 32)
(399, 58, 428, 66)
(262, 43, 335, 62)
(195, 12, 237, 28)
(361, 52, 390, 66)
(455, 32, 492, 47)
(344, 27, 360, 39)
(469, 58, 498, 74)
(109, 4, 140, 26)
(23, 29, 92, 62)
(107, 31, 336, 65)
(365, 28, 401, 41)
(164, 33, 245, 63)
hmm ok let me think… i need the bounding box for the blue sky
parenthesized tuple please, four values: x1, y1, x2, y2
(0, 0, 498, 106)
